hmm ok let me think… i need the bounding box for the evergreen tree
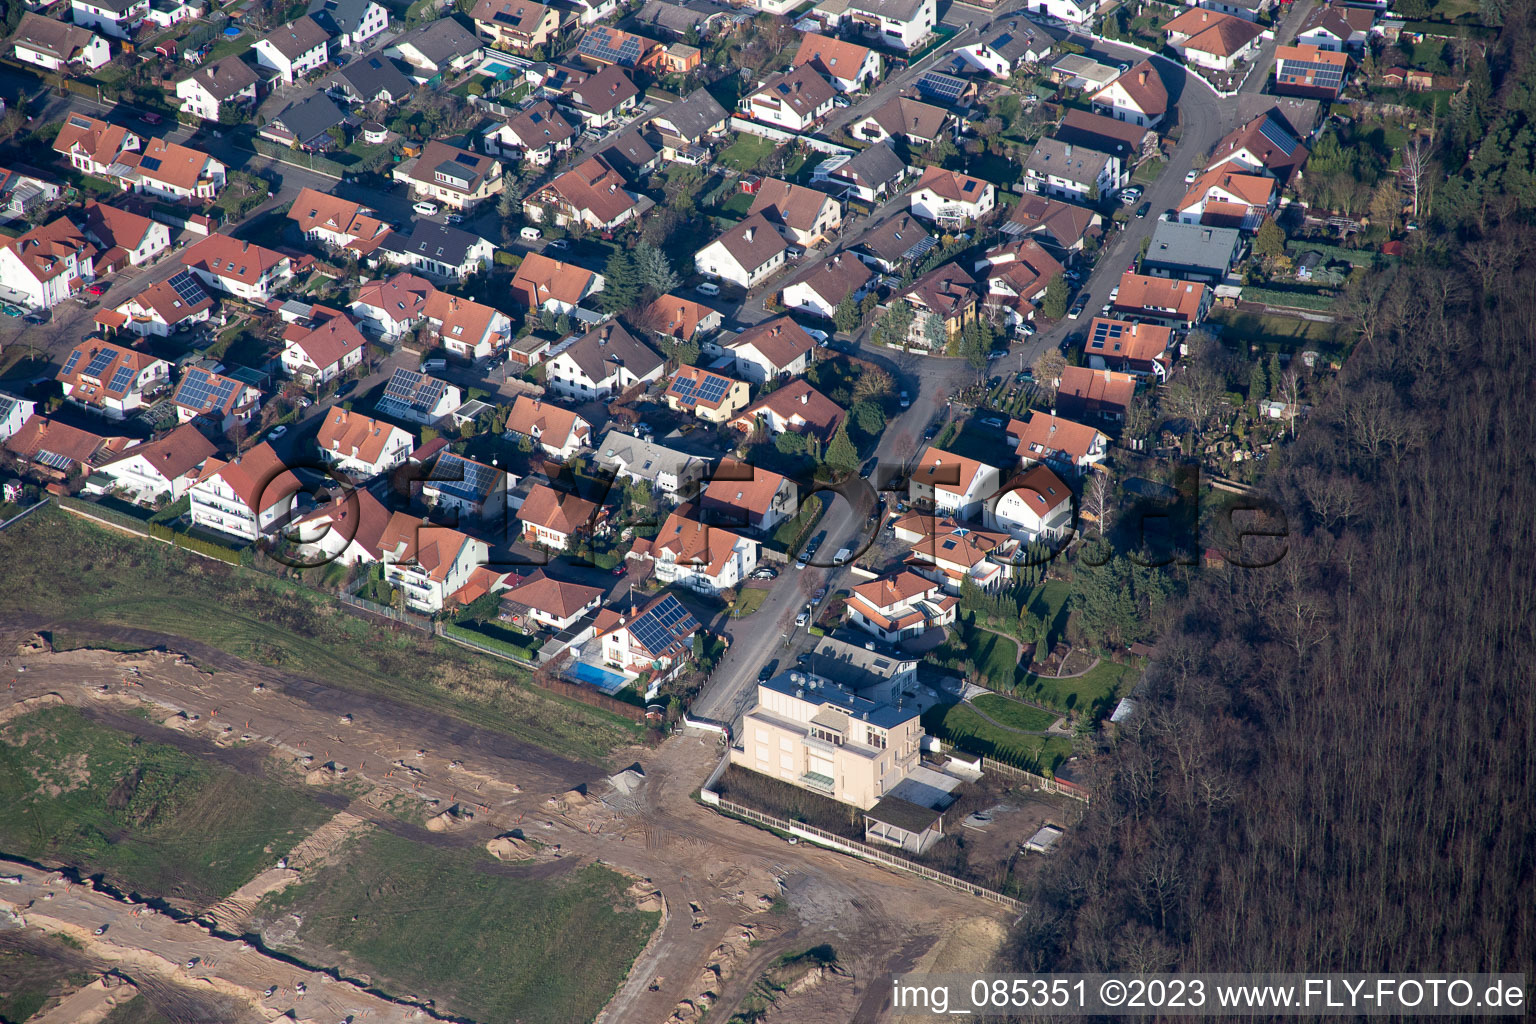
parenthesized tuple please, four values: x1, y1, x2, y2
(852, 400, 885, 437)
(1042, 274, 1069, 320)
(1254, 217, 1286, 261)
(1249, 360, 1269, 400)
(824, 422, 860, 473)
(633, 242, 680, 296)
(601, 250, 641, 312)
(1266, 353, 1283, 398)
(834, 294, 861, 334)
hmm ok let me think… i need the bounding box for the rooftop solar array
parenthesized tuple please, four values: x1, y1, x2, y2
(175, 367, 239, 412)
(60, 350, 82, 376)
(581, 27, 643, 66)
(1279, 55, 1344, 89)
(1257, 116, 1299, 155)
(628, 594, 698, 658)
(670, 371, 731, 406)
(107, 364, 135, 393)
(36, 449, 73, 471)
(166, 269, 207, 306)
(381, 367, 448, 412)
(82, 348, 115, 379)
(915, 71, 967, 102)
(428, 451, 500, 501)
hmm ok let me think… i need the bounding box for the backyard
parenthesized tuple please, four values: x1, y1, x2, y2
(718, 133, 779, 173)
(920, 702, 1073, 774)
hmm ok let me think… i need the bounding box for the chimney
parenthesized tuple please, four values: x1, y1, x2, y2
(743, 227, 755, 242)
(799, 392, 808, 404)
(1139, 69, 1148, 85)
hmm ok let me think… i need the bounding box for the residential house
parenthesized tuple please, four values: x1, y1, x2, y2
(904, 519, 1017, 592)
(719, 318, 814, 385)
(748, 178, 842, 248)
(0, 217, 96, 309)
(180, 235, 293, 302)
(803, 632, 920, 702)
(728, 379, 844, 442)
(4, 415, 135, 481)
(70, 0, 147, 40)
(417, 449, 511, 519)
(1057, 54, 1118, 90)
(988, 463, 1073, 544)
(482, 100, 576, 163)
(742, 66, 835, 132)
(557, 65, 638, 128)
(1296, 3, 1374, 50)
(702, 457, 797, 532)
(95, 424, 215, 503)
(11, 13, 110, 71)
(664, 365, 751, 423)
(909, 165, 995, 227)
(188, 442, 302, 540)
(1163, 7, 1265, 70)
(288, 488, 393, 567)
(1112, 272, 1210, 327)
(111, 137, 226, 201)
(1141, 220, 1242, 282)
(1207, 109, 1309, 185)
(1002, 194, 1101, 255)
(792, 32, 881, 93)
(253, 17, 330, 84)
(644, 87, 729, 161)
(1184, 0, 1271, 20)
(594, 592, 699, 674)
(287, 188, 393, 256)
(306, 0, 389, 48)
(57, 338, 171, 419)
(470, 0, 561, 51)
(376, 367, 463, 424)
(1273, 44, 1348, 99)
(1029, 0, 1109, 23)
(509, 252, 603, 315)
(1177, 167, 1276, 230)
(0, 392, 36, 443)
(385, 18, 482, 82)
(894, 263, 979, 349)
(974, 237, 1063, 328)
(1054, 108, 1150, 166)
(52, 115, 138, 178)
(376, 221, 496, 280)
(594, 429, 708, 501)
(1083, 316, 1173, 380)
(543, 322, 664, 400)
(848, 95, 950, 146)
(176, 57, 260, 122)
(591, 128, 660, 180)
(78, 202, 166, 271)
(0, 167, 61, 223)
(641, 293, 721, 345)
(392, 140, 503, 211)
(733, 672, 925, 810)
(143, 0, 203, 29)
(423, 291, 511, 359)
(844, 570, 956, 644)
(908, 446, 1000, 520)
(1024, 137, 1123, 202)
(1055, 365, 1136, 424)
(852, 212, 933, 273)
(1006, 410, 1108, 476)
(957, 18, 1065, 75)
(779, 251, 873, 321)
(576, 24, 657, 67)
(504, 393, 593, 456)
(911, 69, 978, 105)
(378, 512, 488, 612)
(631, 0, 729, 40)
(103, 270, 212, 337)
(316, 407, 413, 478)
(526, 155, 640, 231)
(498, 570, 603, 632)
(259, 91, 354, 152)
(818, 140, 908, 203)
(349, 272, 434, 339)
(279, 307, 367, 384)
(844, 0, 935, 50)
(517, 482, 596, 549)
(1091, 60, 1168, 128)
(695, 213, 791, 290)
(641, 506, 759, 593)
(171, 365, 260, 432)
(322, 54, 415, 105)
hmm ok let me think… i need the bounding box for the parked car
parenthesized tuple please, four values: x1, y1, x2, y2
(695, 281, 720, 297)
(268, 425, 287, 438)
(1184, 169, 1200, 184)
(795, 607, 810, 627)
(1119, 186, 1142, 205)
(412, 201, 440, 216)
(87, 283, 107, 296)
(988, 349, 1008, 359)
(1135, 201, 1151, 219)
(140, 111, 162, 124)
(22, 312, 48, 325)
(758, 659, 778, 680)
(812, 586, 827, 604)
(547, 238, 570, 250)
(1067, 301, 1085, 320)
(899, 390, 910, 407)
(1020, 321, 1036, 336)
(337, 379, 358, 397)
(803, 327, 829, 344)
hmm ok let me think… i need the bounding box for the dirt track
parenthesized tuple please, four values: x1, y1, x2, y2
(0, 622, 1013, 1023)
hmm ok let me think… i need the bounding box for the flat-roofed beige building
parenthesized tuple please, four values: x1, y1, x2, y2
(733, 671, 924, 809)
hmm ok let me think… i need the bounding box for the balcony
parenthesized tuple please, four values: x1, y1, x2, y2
(799, 771, 835, 793)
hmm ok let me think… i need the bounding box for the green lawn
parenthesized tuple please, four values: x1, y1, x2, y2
(1021, 658, 1137, 713)
(718, 133, 778, 173)
(1024, 580, 1072, 644)
(1132, 158, 1166, 185)
(0, 509, 643, 761)
(717, 190, 755, 217)
(0, 946, 94, 1024)
(732, 587, 770, 617)
(969, 626, 1021, 691)
(1208, 307, 1342, 355)
(255, 830, 660, 1024)
(920, 703, 1072, 773)
(0, 706, 331, 904)
(971, 694, 1058, 732)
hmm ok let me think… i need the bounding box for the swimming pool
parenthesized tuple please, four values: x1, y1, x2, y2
(566, 661, 631, 694)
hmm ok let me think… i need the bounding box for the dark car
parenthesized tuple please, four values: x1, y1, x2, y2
(336, 379, 359, 397)
(1135, 201, 1151, 219)
(23, 311, 50, 325)
(758, 659, 778, 681)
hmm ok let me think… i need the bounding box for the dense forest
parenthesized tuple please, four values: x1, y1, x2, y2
(1013, 5, 1536, 991)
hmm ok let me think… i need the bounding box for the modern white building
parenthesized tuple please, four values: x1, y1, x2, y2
(188, 443, 302, 541)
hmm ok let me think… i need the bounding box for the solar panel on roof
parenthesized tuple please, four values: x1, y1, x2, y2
(431, 452, 498, 501)
(916, 72, 966, 101)
(83, 349, 115, 379)
(167, 269, 206, 305)
(698, 376, 729, 403)
(36, 449, 72, 471)
(141, 156, 162, 172)
(61, 350, 82, 376)
(107, 364, 135, 393)
(1257, 116, 1298, 155)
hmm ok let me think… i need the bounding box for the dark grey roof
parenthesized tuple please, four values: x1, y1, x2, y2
(560, 323, 663, 383)
(272, 91, 352, 145)
(835, 139, 906, 188)
(866, 795, 944, 833)
(855, 212, 933, 264)
(592, 129, 657, 179)
(328, 53, 414, 102)
(1025, 137, 1113, 185)
(307, 0, 377, 36)
(806, 632, 916, 692)
(983, 16, 1067, 61)
(631, 0, 719, 36)
(391, 16, 480, 66)
(382, 220, 488, 267)
(846, 0, 925, 23)
(761, 670, 919, 729)
(650, 87, 727, 142)
(1143, 220, 1242, 272)
(187, 56, 259, 102)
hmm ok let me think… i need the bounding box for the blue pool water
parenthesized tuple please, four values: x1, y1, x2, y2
(566, 661, 630, 694)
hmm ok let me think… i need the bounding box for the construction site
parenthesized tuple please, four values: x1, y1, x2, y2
(0, 626, 1041, 1023)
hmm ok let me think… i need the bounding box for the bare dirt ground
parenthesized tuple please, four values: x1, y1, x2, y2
(0, 624, 1015, 1023)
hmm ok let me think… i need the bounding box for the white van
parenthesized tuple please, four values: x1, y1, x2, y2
(695, 281, 720, 297)
(520, 226, 541, 241)
(420, 358, 447, 372)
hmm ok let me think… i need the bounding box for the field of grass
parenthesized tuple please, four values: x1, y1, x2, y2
(718, 133, 778, 172)
(0, 944, 93, 1024)
(0, 707, 330, 904)
(1208, 307, 1342, 355)
(732, 587, 770, 617)
(255, 830, 659, 1024)
(921, 703, 1072, 773)
(0, 509, 642, 762)
(970, 694, 1058, 732)
(1021, 658, 1137, 713)
(101, 997, 175, 1024)
(969, 626, 1021, 691)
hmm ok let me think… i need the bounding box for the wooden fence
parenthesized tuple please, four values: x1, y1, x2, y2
(978, 756, 1091, 804)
